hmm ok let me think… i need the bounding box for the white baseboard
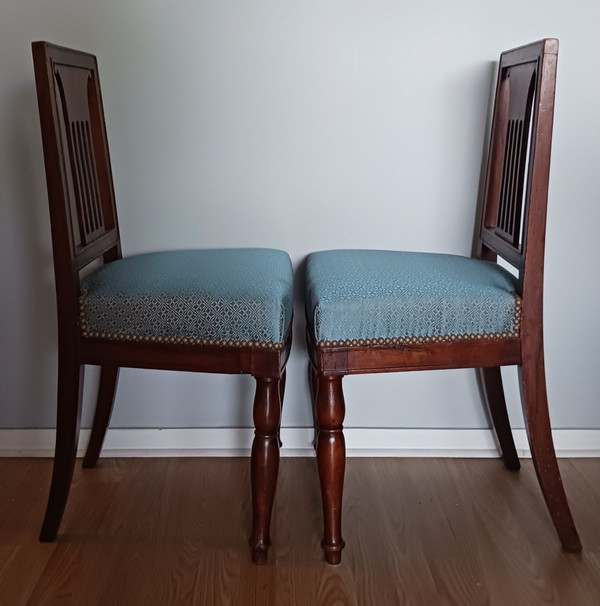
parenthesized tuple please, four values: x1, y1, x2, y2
(1, 428, 599, 458)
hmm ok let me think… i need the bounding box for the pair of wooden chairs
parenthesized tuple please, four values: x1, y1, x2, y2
(32, 39, 580, 566)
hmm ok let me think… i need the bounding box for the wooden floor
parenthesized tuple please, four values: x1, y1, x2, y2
(1, 457, 599, 605)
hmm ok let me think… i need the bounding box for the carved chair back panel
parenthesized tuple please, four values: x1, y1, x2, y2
(479, 40, 557, 285)
(33, 43, 120, 280)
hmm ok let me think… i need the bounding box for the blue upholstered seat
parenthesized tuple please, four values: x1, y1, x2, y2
(305, 250, 521, 346)
(79, 248, 294, 348)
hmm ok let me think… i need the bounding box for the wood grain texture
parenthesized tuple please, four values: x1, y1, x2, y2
(1, 457, 599, 605)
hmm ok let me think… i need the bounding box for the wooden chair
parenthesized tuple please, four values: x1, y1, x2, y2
(304, 39, 581, 564)
(32, 41, 293, 564)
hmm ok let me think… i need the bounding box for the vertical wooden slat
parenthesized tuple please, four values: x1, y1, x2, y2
(84, 121, 103, 232)
(511, 120, 525, 242)
(497, 121, 509, 233)
(506, 120, 517, 236)
(74, 122, 89, 235)
(73, 121, 92, 239)
(69, 120, 89, 238)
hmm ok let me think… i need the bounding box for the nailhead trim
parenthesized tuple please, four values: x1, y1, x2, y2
(80, 329, 285, 350)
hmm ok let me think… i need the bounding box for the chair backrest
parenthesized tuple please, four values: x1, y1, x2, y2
(32, 42, 122, 334)
(477, 39, 558, 297)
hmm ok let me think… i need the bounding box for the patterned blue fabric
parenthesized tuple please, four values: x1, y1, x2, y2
(305, 250, 521, 346)
(79, 249, 293, 348)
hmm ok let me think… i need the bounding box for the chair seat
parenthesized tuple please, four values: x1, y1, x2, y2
(305, 250, 521, 346)
(79, 248, 294, 348)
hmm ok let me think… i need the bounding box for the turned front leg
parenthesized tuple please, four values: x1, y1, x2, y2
(316, 374, 346, 565)
(309, 363, 319, 449)
(250, 377, 281, 564)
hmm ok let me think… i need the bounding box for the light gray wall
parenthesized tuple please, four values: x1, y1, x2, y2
(1, 0, 599, 432)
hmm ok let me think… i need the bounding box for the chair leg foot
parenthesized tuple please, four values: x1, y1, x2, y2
(323, 545, 343, 566)
(478, 367, 520, 471)
(249, 377, 281, 564)
(40, 357, 84, 542)
(519, 354, 581, 552)
(83, 365, 119, 469)
(316, 374, 346, 564)
(250, 542, 270, 565)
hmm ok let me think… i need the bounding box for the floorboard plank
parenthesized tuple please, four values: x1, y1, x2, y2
(1, 457, 598, 605)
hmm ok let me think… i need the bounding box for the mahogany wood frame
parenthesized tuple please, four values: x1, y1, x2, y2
(308, 39, 581, 565)
(32, 41, 290, 565)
